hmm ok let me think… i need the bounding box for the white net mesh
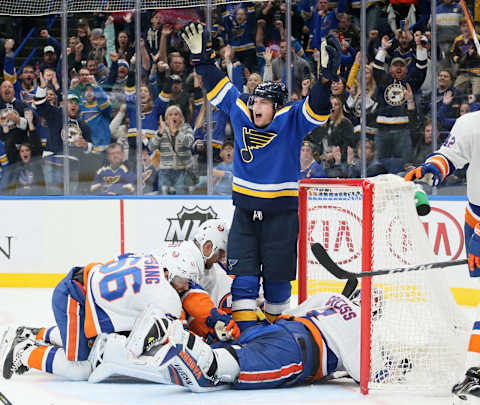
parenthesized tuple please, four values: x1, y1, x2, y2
(0, 0, 263, 17)
(301, 174, 469, 395)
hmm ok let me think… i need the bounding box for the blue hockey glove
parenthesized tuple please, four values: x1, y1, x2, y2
(181, 22, 216, 65)
(404, 160, 444, 186)
(468, 224, 480, 272)
(320, 34, 342, 82)
(206, 308, 240, 341)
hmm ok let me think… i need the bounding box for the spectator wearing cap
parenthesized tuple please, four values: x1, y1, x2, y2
(35, 73, 96, 195)
(299, 140, 326, 180)
(104, 52, 129, 111)
(39, 28, 61, 71)
(156, 61, 190, 121)
(372, 32, 427, 162)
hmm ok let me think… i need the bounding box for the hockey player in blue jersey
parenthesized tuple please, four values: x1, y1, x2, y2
(181, 22, 341, 332)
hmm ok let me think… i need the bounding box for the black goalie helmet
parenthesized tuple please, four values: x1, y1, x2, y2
(247, 81, 288, 111)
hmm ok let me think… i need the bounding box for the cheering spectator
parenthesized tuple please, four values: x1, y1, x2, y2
(148, 105, 194, 195)
(372, 32, 427, 162)
(213, 140, 234, 195)
(90, 142, 135, 195)
(1, 142, 45, 195)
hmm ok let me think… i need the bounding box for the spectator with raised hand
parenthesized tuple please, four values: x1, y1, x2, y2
(3, 39, 37, 106)
(436, 0, 462, 69)
(223, 2, 257, 73)
(103, 51, 128, 110)
(0, 77, 37, 165)
(450, 17, 480, 95)
(345, 51, 378, 139)
(78, 76, 112, 151)
(145, 11, 163, 57)
(39, 29, 60, 71)
(90, 142, 135, 195)
(35, 71, 95, 195)
(149, 105, 195, 195)
(109, 102, 129, 160)
(116, 30, 134, 63)
(372, 31, 427, 162)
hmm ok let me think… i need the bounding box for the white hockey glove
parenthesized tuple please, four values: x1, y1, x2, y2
(181, 22, 215, 65)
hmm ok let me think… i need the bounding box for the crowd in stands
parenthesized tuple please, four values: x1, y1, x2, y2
(0, 0, 477, 195)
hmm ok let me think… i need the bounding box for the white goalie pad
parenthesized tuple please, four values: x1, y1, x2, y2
(125, 304, 171, 358)
(88, 332, 173, 384)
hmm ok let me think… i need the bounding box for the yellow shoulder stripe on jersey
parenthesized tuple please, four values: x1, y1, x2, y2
(275, 105, 292, 118)
(98, 100, 111, 110)
(207, 76, 230, 101)
(232, 184, 299, 198)
(236, 98, 252, 121)
(305, 98, 329, 123)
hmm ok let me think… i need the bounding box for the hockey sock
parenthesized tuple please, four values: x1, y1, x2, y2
(231, 276, 260, 332)
(25, 346, 90, 380)
(36, 327, 61, 346)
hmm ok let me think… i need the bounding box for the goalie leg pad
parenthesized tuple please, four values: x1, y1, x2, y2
(88, 333, 173, 384)
(125, 304, 171, 358)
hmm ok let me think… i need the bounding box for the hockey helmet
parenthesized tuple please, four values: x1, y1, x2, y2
(247, 81, 288, 111)
(160, 245, 202, 285)
(193, 219, 229, 262)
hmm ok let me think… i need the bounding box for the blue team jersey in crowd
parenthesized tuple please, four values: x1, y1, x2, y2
(196, 64, 330, 211)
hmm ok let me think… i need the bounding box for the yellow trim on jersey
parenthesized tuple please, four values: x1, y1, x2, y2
(236, 98, 252, 120)
(3, 70, 16, 83)
(305, 98, 329, 122)
(232, 184, 299, 198)
(275, 105, 292, 118)
(98, 100, 111, 110)
(207, 77, 230, 101)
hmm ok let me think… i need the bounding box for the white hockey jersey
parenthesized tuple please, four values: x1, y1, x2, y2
(430, 111, 480, 222)
(84, 254, 182, 338)
(286, 292, 361, 381)
(199, 262, 233, 314)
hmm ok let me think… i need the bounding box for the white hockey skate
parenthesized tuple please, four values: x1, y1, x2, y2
(0, 327, 36, 379)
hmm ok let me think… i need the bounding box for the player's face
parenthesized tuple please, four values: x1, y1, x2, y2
(252, 97, 274, 128)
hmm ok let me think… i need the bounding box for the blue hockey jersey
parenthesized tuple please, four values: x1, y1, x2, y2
(195, 64, 330, 211)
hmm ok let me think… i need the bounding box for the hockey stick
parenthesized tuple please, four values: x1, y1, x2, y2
(459, 0, 480, 56)
(311, 243, 468, 279)
(341, 277, 358, 298)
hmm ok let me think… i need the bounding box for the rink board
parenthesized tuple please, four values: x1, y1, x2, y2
(0, 196, 476, 305)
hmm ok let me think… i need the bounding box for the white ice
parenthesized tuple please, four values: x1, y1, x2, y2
(0, 288, 459, 405)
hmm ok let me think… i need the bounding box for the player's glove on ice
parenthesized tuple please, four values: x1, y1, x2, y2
(320, 34, 342, 82)
(206, 308, 240, 341)
(181, 22, 215, 65)
(468, 224, 480, 272)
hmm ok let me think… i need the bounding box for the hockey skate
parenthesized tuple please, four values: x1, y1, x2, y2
(452, 367, 480, 404)
(0, 327, 35, 379)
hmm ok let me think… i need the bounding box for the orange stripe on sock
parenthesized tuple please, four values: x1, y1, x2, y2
(468, 334, 480, 353)
(67, 298, 79, 361)
(36, 328, 46, 341)
(27, 346, 48, 370)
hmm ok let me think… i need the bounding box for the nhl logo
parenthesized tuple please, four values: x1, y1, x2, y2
(165, 206, 218, 242)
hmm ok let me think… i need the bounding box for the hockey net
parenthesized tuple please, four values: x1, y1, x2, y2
(0, 0, 263, 17)
(298, 174, 469, 395)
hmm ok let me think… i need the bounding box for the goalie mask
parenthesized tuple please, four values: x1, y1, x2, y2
(193, 219, 229, 262)
(247, 81, 288, 111)
(160, 245, 203, 286)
